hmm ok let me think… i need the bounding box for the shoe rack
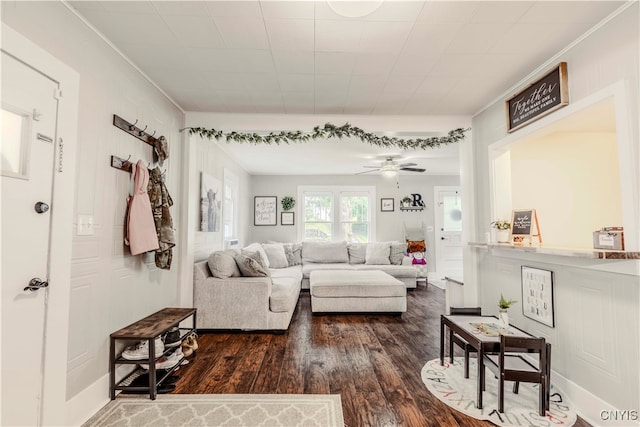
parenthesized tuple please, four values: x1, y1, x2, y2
(109, 307, 197, 400)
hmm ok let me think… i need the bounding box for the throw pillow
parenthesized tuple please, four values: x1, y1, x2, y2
(302, 241, 349, 263)
(365, 242, 391, 265)
(262, 243, 288, 269)
(284, 243, 302, 266)
(234, 253, 270, 277)
(407, 240, 426, 253)
(207, 250, 241, 278)
(347, 243, 367, 264)
(243, 242, 270, 268)
(389, 242, 407, 265)
(241, 249, 266, 268)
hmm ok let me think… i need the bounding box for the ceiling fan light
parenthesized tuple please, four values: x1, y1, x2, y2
(381, 168, 397, 178)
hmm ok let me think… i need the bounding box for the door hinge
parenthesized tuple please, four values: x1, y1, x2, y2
(54, 88, 62, 100)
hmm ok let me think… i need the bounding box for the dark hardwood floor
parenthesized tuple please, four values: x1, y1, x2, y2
(172, 284, 590, 427)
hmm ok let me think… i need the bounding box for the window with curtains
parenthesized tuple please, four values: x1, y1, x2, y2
(299, 186, 375, 242)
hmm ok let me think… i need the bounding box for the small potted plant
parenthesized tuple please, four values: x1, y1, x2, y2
(491, 219, 511, 243)
(498, 293, 517, 328)
(281, 196, 295, 211)
(401, 196, 412, 208)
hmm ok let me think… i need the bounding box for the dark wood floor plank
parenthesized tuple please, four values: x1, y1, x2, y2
(172, 284, 591, 427)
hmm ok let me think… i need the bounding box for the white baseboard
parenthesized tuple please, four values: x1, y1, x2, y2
(65, 365, 132, 426)
(552, 370, 640, 426)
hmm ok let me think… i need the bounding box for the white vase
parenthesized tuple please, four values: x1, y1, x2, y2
(498, 309, 509, 328)
(496, 229, 510, 243)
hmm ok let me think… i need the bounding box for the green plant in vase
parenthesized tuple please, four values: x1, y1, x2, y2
(491, 220, 511, 243)
(281, 196, 295, 211)
(498, 294, 517, 328)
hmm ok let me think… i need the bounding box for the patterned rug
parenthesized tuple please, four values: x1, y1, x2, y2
(83, 394, 344, 427)
(422, 358, 577, 427)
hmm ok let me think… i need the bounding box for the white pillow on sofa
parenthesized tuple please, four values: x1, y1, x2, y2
(208, 250, 241, 278)
(347, 243, 367, 264)
(302, 241, 349, 263)
(262, 243, 289, 269)
(365, 242, 391, 265)
(243, 242, 270, 268)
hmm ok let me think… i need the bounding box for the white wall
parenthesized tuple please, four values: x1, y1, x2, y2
(469, 5, 639, 425)
(2, 2, 185, 424)
(248, 174, 458, 271)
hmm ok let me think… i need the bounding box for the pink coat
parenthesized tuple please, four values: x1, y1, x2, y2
(125, 160, 159, 255)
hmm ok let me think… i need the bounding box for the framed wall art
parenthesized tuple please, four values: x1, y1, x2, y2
(281, 212, 294, 226)
(381, 198, 394, 212)
(521, 266, 555, 327)
(200, 172, 221, 232)
(254, 196, 277, 226)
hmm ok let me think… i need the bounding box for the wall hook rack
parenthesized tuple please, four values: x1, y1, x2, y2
(111, 155, 133, 173)
(113, 114, 158, 147)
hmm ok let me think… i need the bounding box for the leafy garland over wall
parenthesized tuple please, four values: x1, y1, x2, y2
(186, 123, 469, 150)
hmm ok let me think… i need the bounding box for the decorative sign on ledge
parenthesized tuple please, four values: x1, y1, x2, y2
(506, 62, 569, 133)
(400, 193, 425, 212)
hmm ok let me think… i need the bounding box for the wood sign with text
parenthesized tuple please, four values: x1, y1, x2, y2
(506, 62, 568, 132)
(511, 209, 542, 245)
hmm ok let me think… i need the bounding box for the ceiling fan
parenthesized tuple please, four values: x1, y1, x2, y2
(356, 157, 426, 177)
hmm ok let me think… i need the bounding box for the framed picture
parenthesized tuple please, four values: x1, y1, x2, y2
(381, 198, 394, 212)
(281, 212, 294, 226)
(254, 196, 277, 226)
(200, 172, 221, 232)
(521, 266, 555, 327)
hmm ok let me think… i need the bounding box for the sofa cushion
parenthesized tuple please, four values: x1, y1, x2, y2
(243, 242, 270, 267)
(302, 262, 353, 278)
(365, 242, 391, 265)
(208, 250, 241, 279)
(347, 243, 366, 264)
(262, 243, 288, 269)
(352, 264, 418, 278)
(284, 243, 302, 266)
(270, 276, 300, 313)
(310, 270, 405, 298)
(390, 242, 407, 265)
(270, 265, 303, 283)
(234, 253, 270, 277)
(302, 241, 349, 263)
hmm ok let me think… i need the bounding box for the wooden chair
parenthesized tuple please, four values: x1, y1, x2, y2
(483, 335, 550, 416)
(449, 307, 482, 378)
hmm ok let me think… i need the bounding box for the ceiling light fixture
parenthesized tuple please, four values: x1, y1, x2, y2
(327, 0, 384, 18)
(380, 163, 398, 178)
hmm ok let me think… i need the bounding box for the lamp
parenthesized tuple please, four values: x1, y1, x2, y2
(327, 1, 384, 18)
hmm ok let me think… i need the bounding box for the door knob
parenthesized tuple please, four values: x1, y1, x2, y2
(34, 202, 49, 214)
(24, 278, 49, 292)
(441, 237, 447, 240)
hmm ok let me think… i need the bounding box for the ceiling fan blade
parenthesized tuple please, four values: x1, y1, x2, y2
(355, 169, 380, 175)
(398, 162, 417, 167)
(400, 167, 426, 172)
(362, 165, 381, 168)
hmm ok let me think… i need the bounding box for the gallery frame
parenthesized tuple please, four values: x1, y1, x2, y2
(381, 198, 394, 212)
(521, 266, 555, 327)
(254, 196, 277, 226)
(281, 212, 294, 226)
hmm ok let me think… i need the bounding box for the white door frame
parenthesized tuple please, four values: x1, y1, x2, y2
(2, 23, 79, 425)
(433, 185, 462, 284)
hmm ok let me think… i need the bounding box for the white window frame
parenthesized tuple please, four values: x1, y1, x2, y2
(297, 185, 376, 242)
(223, 168, 238, 242)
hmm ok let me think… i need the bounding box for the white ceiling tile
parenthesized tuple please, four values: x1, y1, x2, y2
(361, 1, 426, 22)
(315, 20, 363, 52)
(383, 74, 424, 95)
(417, 2, 479, 24)
(357, 21, 413, 52)
(278, 74, 314, 92)
(315, 74, 351, 94)
(162, 15, 224, 48)
(100, 1, 156, 14)
(282, 92, 315, 114)
(265, 19, 315, 51)
(152, 1, 210, 16)
(469, 2, 533, 23)
(260, 1, 315, 19)
(352, 53, 397, 75)
(144, 68, 208, 91)
(76, 10, 178, 46)
(427, 54, 485, 78)
(315, 52, 356, 74)
(201, 73, 247, 91)
(214, 17, 270, 49)
(250, 92, 286, 112)
(117, 43, 196, 69)
(348, 74, 387, 95)
(445, 23, 513, 54)
(185, 49, 275, 73)
(414, 76, 459, 96)
(402, 23, 464, 54)
(519, 1, 624, 24)
(68, 1, 106, 11)
(272, 51, 314, 74)
(205, 1, 262, 18)
(392, 52, 438, 76)
(242, 73, 281, 92)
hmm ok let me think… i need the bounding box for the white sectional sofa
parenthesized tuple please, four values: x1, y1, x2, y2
(193, 240, 418, 331)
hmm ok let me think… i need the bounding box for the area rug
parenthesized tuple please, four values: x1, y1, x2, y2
(83, 394, 344, 427)
(422, 358, 577, 427)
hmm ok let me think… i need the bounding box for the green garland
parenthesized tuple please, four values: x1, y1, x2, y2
(186, 123, 469, 150)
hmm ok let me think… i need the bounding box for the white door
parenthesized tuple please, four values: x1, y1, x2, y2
(1, 51, 59, 426)
(434, 187, 463, 283)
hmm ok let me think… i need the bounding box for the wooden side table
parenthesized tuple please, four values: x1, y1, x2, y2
(109, 307, 196, 400)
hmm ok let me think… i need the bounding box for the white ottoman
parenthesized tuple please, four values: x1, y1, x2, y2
(310, 270, 407, 314)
